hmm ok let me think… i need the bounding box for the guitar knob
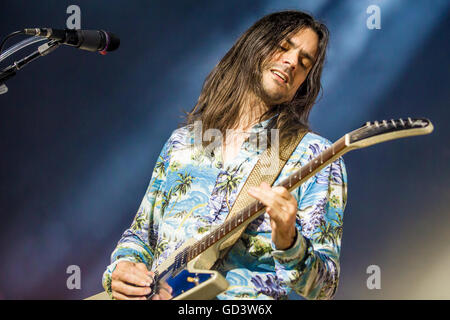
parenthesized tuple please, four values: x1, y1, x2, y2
(187, 276, 200, 286)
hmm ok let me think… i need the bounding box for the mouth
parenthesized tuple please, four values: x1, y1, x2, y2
(270, 69, 289, 84)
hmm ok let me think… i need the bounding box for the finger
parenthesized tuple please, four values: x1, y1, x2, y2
(133, 263, 155, 284)
(118, 261, 153, 280)
(158, 286, 173, 300)
(158, 281, 173, 299)
(113, 268, 153, 287)
(130, 266, 154, 283)
(259, 181, 272, 190)
(259, 181, 296, 205)
(159, 281, 173, 294)
(112, 290, 147, 300)
(248, 186, 287, 214)
(135, 263, 151, 274)
(113, 262, 152, 282)
(270, 190, 297, 214)
(151, 294, 161, 300)
(250, 189, 295, 225)
(111, 280, 152, 296)
(272, 186, 296, 202)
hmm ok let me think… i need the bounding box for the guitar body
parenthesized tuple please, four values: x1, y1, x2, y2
(152, 238, 229, 300)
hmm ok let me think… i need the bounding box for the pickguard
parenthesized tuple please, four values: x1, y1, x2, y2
(165, 269, 213, 298)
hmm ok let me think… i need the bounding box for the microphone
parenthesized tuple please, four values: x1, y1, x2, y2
(23, 28, 120, 54)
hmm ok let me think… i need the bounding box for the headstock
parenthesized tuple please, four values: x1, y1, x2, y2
(347, 118, 433, 148)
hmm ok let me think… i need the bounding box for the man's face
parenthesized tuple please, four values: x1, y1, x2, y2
(260, 27, 319, 105)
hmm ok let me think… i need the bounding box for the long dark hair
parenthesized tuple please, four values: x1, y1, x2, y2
(184, 10, 329, 147)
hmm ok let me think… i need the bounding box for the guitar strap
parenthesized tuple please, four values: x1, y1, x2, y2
(217, 129, 308, 256)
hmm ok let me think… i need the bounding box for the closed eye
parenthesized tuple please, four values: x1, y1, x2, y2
(278, 45, 309, 69)
(299, 60, 307, 69)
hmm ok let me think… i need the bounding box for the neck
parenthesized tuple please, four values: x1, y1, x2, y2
(234, 91, 270, 131)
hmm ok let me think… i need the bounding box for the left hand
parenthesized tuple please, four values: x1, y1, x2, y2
(248, 181, 298, 250)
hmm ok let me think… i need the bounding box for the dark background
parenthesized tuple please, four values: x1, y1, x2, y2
(0, 0, 449, 299)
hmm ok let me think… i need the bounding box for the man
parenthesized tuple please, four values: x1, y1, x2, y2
(102, 10, 347, 300)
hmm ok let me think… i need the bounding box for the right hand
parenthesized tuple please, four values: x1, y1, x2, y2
(110, 261, 154, 300)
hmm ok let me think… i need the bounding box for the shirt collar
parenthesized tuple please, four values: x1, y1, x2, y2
(249, 113, 278, 133)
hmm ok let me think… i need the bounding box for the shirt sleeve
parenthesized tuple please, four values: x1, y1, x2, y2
(270, 147, 348, 300)
(101, 136, 172, 297)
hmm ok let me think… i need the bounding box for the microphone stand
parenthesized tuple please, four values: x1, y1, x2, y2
(0, 39, 61, 95)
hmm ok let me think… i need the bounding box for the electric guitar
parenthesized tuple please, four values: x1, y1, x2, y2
(87, 117, 433, 300)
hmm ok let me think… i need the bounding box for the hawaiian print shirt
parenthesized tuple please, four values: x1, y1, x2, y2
(102, 117, 348, 300)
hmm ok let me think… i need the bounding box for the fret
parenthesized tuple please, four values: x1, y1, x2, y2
(320, 150, 323, 164)
(289, 174, 292, 188)
(256, 203, 261, 216)
(332, 145, 335, 155)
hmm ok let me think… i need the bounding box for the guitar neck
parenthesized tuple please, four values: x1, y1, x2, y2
(185, 135, 349, 262)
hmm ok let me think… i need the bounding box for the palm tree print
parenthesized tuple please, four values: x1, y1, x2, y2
(215, 170, 242, 213)
(131, 211, 146, 231)
(313, 220, 336, 245)
(155, 156, 166, 178)
(242, 235, 272, 257)
(167, 171, 195, 216)
(331, 213, 343, 240)
(168, 161, 181, 173)
(160, 189, 172, 217)
(155, 239, 169, 259)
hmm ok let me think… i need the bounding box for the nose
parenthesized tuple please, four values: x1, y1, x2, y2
(281, 51, 298, 71)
